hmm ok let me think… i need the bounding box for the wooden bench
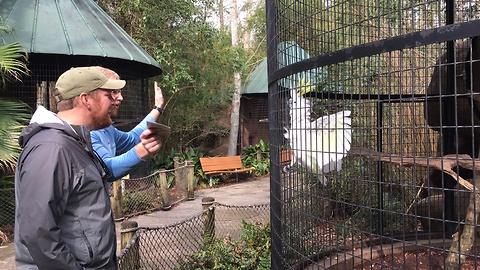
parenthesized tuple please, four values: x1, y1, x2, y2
(199, 156, 255, 185)
(280, 149, 292, 165)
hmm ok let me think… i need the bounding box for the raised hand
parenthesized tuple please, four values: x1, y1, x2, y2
(154, 81, 164, 108)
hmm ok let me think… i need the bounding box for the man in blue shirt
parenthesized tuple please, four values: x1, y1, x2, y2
(91, 68, 165, 182)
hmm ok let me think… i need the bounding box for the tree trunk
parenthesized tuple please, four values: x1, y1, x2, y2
(242, 0, 253, 51)
(228, 72, 242, 156)
(227, 0, 241, 156)
(218, 0, 224, 28)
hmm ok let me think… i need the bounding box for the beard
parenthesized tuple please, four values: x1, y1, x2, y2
(91, 111, 113, 130)
(110, 102, 120, 118)
(89, 100, 114, 130)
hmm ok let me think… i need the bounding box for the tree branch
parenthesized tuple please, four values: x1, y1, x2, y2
(348, 147, 477, 192)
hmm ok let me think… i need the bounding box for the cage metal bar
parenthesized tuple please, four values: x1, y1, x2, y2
(444, 0, 459, 237)
(268, 0, 480, 268)
(269, 20, 480, 85)
(377, 102, 384, 237)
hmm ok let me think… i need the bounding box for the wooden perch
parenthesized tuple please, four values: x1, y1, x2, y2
(348, 147, 478, 192)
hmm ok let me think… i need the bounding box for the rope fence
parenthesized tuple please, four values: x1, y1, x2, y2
(111, 160, 195, 220)
(118, 201, 270, 270)
(0, 161, 195, 233)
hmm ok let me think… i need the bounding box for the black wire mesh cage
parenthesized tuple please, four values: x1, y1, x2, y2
(0, 61, 155, 234)
(2, 60, 152, 130)
(267, 0, 480, 269)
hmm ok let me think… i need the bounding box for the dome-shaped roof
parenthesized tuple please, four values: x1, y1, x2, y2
(0, 0, 162, 80)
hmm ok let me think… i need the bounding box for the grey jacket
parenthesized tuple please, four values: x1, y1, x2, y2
(14, 106, 117, 270)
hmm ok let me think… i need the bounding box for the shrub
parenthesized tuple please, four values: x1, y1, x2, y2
(241, 140, 270, 177)
(176, 222, 271, 270)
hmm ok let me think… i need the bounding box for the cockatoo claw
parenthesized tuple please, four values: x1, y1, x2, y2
(282, 165, 291, 173)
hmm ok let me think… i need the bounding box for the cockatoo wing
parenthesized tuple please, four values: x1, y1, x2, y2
(285, 82, 353, 186)
(311, 110, 352, 173)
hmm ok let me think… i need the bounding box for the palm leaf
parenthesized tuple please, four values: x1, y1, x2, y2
(0, 99, 31, 177)
(0, 26, 30, 177)
(0, 42, 29, 87)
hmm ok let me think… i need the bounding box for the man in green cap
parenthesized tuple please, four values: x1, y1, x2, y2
(14, 66, 163, 270)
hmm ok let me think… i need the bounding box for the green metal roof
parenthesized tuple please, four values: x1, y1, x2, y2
(242, 42, 327, 95)
(0, 0, 162, 79)
(242, 58, 268, 94)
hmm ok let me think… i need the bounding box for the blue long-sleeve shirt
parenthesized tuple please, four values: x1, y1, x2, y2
(91, 115, 155, 182)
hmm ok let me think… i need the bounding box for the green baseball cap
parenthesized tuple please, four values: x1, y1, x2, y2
(55, 67, 126, 101)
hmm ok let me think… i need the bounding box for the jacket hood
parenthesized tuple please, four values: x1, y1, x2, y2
(18, 106, 81, 148)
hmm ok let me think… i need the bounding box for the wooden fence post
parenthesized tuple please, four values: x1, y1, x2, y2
(121, 221, 139, 269)
(111, 180, 122, 219)
(202, 197, 215, 239)
(186, 160, 195, 200)
(257, 149, 262, 160)
(158, 169, 171, 210)
(174, 157, 187, 191)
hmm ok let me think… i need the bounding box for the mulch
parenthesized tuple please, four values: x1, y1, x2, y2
(353, 245, 480, 269)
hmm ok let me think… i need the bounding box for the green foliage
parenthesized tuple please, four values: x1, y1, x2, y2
(0, 29, 30, 228)
(330, 153, 415, 236)
(96, 0, 270, 183)
(122, 190, 155, 216)
(244, 1, 266, 53)
(97, 0, 242, 153)
(0, 28, 31, 178)
(340, 192, 416, 236)
(206, 177, 220, 188)
(0, 174, 13, 189)
(241, 1, 267, 81)
(241, 140, 270, 177)
(176, 222, 271, 270)
(0, 40, 29, 86)
(0, 99, 31, 178)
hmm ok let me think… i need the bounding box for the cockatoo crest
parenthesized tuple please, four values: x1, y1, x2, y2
(297, 76, 315, 96)
(284, 84, 352, 185)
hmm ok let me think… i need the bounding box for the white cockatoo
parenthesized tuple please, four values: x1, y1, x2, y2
(284, 81, 352, 185)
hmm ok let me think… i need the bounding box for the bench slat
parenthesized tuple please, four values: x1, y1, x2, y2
(203, 167, 255, 174)
(200, 156, 243, 171)
(200, 156, 254, 175)
(280, 149, 292, 165)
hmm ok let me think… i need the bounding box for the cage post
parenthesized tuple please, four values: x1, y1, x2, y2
(202, 197, 215, 239)
(158, 169, 171, 210)
(120, 220, 139, 268)
(186, 160, 195, 200)
(111, 180, 122, 219)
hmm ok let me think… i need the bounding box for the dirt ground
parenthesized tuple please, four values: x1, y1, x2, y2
(353, 246, 480, 269)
